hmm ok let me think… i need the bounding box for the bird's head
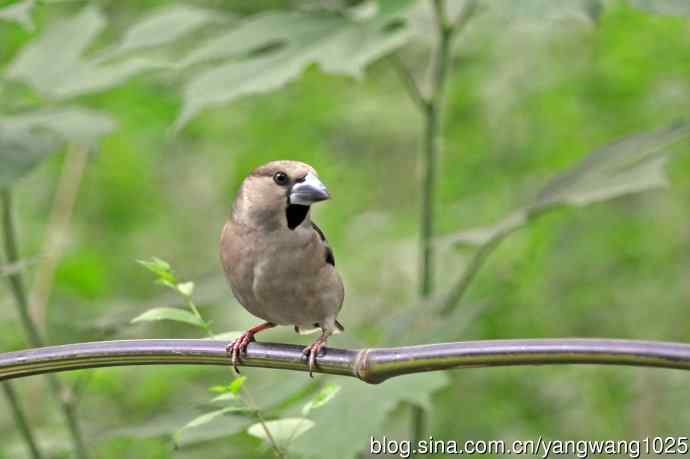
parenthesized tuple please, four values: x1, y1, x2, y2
(232, 160, 330, 230)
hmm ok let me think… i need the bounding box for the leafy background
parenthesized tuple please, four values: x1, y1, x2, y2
(1, 0, 690, 458)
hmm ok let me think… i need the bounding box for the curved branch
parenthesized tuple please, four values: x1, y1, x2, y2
(1, 338, 690, 385)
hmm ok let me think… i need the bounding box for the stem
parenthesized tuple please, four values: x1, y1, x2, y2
(1, 381, 43, 459)
(389, 54, 428, 112)
(193, 301, 283, 457)
(1, 190, 89, 459)
(29, 144, 89, 330)
(239, 385, 285, 458)
(413, 0, 459, 447)
(440, 212, 527, 315)
(419, 0, 453, 298)
(2, 339, 690, 384)
(187, 300, 203, 321)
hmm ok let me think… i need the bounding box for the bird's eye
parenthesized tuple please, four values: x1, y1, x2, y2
(273, 171, 289, 186)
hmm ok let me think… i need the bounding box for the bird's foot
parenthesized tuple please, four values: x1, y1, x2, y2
(303, 336, 328, 378)
(226, 332, 255, 374)
(225, 322, 275, 374)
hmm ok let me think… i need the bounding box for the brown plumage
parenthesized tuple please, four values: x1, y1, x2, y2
(220, 160, 344, 376)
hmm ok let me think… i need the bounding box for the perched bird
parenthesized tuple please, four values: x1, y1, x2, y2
(220, 160, 344, 376)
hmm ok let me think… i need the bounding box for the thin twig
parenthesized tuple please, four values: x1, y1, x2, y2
(1, 190, 90, 459)
(194, 302, 283, 457)
(450, 0, 480, 34)
(0, 257, 38, 277)
(419, 0, 454, 298)
(239, 385, 285, 458)
(440, 212, 527, 315)
(412, 0, 458, 444)
(2, 339, 690, 384)
(389, 54, 428, 113)
(29, 144, 89, 329)
(1, 381, 43, 459)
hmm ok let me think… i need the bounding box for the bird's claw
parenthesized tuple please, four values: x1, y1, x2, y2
(226, 332, 255, 374)
(303, 338, 327, 378)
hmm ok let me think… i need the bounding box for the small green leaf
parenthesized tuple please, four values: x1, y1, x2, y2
(131, 307, 206, 328)
(211, 392, 238, 403)
(209, 384, 231, 394)
(247, 418, 315, 446)
(228, 376, 246, 394)
(138, 256, 170, 272)
(154, 278, 177, 290)
(208, 376, 245, 398)
(176, 281, 194, 297)
(302, 384, 341, 416)
(137, 257, 177, 284)
(179, 406, 247, 431)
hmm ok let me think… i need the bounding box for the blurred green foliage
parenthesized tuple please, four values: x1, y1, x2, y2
(1, 0, 690, 458)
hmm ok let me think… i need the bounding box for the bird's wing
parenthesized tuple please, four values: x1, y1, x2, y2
(310, 221, 345, 332)
(311, 221, 335, 266)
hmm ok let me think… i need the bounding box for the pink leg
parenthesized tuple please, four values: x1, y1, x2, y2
(226, 322, 275, 373)
(302, 332, 330, 378)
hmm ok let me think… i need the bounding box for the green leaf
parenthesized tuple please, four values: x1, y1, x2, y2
(627, 0, 690, 17)
(104, 5, 215, 58)
(8, 6, 168, 99)
(210, 392, 238, 403)
(137, 257, 177, 284)
(496, 0, 595, 22)
(131, 307, 206, 328)
(139, 256, 170, 272)
(0, 107, 116, 147)
(229, 376, 246, 394)
(440, 123, 690, 314)
(0, 107, 115, 189)
(179, 406, 247, 431)
(208, 376, 246, 396)
(291, 373, 449, 458)
(533, 123, 689, 210)
(0, 0, 35, 30)
(176, 0, 415, 128)
(209, 384, 231, 394)
(451, 123, 690, 247)
(0, 124, 60, 189)
(176, 281, 195, 297)
(247, 418, 315, 446)
(301, 384, 341, 416)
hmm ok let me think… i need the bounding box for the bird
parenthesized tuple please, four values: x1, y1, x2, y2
(220, 160, 344, 377)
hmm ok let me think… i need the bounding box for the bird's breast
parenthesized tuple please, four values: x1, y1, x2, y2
(223, 225, 333, 325)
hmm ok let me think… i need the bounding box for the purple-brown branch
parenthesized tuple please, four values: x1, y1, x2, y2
(1, 338, 690, 385)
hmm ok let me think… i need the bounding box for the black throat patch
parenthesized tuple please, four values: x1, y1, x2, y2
(286, 204, 309, 230)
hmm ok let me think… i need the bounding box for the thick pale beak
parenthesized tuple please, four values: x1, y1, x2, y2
(289, 172, 330, 205)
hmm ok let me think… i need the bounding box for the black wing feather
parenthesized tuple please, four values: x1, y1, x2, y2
(311, 222, 335, 266)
